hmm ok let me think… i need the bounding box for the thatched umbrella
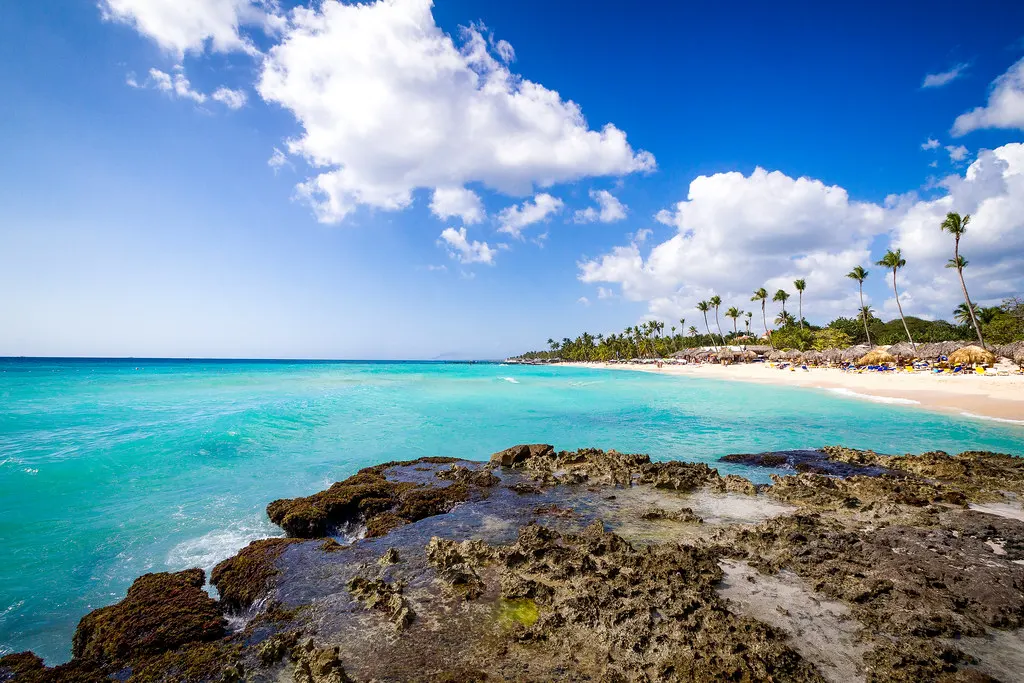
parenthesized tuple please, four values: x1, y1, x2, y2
(781, 349, 802, 361)
(995, 341, 1024, 359)
(841, 345, 871, 362)
(857, 349, 895, 366)
(1014, 349, 1024, 367)
(740, 349, 758, 362)
(802, 350, 824, 366)
(918, 341, 964, 360)
(886, 341, 917, 360)
(717, 349, 736, 363)
(948, 345, 997, 367)
(768, 351, 784, 361)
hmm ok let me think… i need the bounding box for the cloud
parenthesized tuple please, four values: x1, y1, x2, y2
(581, 146, 1024, 323)
(149, 67, 206, 103)
(497, 193, 563, 238)
(99, 0, 275, 55)
(579, 167, 887, 322)
(632, 228, 653, 243)
(430, 187, 484, 224)
(597, 286, 613, 299)
(425, 264, 447, 272)
(212, 87, 247, 109)
(573, 189, 627, 223)
(952, 58, 1024, 136)
(577, 296, 590, 306)
(922, 63, 968, 88)
(921, 138, 940, 151)
(439, 227, 497, 265)
(946, 144, 969, 162)
(256, 0, 653, 223)
(887, 143, 1024, 318)
(268, 147, 288, 171)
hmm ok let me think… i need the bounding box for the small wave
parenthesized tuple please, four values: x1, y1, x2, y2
(501, 377, 520, 384)
(569, 380, 604, 387)
(167, 521, 282, 578)
(960, 412, 1024, 426)
(23, 468, 38, 475)
(824, 388, 920, 405)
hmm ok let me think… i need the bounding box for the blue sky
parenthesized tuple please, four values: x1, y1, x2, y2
(2, 0, 1024, 359)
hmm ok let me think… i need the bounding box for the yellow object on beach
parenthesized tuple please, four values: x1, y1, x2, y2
(976, 366, 986, 375)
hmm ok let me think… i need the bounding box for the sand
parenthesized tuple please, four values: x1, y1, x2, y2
(559, 361, 1024, 423)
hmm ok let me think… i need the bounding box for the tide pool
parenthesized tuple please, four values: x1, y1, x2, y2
(1, 358, 1022, 663)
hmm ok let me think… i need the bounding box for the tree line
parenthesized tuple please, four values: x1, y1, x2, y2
(512, 212, 1024, 361)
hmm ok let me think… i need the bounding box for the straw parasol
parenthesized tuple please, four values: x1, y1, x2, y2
(995, 341, 1024, 359)
(857, 349, 895, 366)
(820, 348, 843, 364)
(886, 341, 917, 360)
(841, 345, 871, 362)
(717, 349, 736, 363)
(948, 345, 997, 367)
(768, 351, 784, 361)
(1014, 349, 1024, 367)
(917, 341, 964, 360)
(802, 350, 824, 365)
(740, 349, 758, 362)
(781, 349, 802, 361)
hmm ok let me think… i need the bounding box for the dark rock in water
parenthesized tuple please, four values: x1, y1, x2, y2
(72, 568, 226, 667)
(266, 457, 478, 538)
(435, 463, 499, 487)
(212, 537, 304, 612)
(639, 506, 703, 523)
(723, 449, 894, 478)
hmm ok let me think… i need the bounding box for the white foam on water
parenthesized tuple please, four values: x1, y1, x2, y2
(824, 387, 920, 405)
(969, 502, 1024, 522)
(167, 520, 283, 578)
(959, 412, 1024, 426)
(501, 377, 520, 384)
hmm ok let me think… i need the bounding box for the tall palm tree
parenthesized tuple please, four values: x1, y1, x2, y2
(940, 212, 985, 347)
(846, 266, 872, 346)
(725, 307, 742, 335)
(688, 326, 699, 337)
(751, 288, 771, 348)
(773, 289, 790, 323)
(793, 279, 806, 329)
(876, 248, 915, 350)
(709, 295, 726, 346)
(744, 311, 753, 335)
(696, 301, 717, 350)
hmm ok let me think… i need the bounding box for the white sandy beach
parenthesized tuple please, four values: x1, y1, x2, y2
(561, 362, 1024, 424)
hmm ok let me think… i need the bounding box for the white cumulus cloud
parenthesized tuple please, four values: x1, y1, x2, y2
(953, 58, 1024, 136)
(430, 187, 484, 224)
(99, 0, 276, 55)
(921, 138, 940, 151)
(946, 144, 969, 163)
(574, 189, 627, 223)
(212, 87, 247, 109)
(256, 0, 653, 223)
(922, 63, 968, 89)
(150, 67, 206, 103)
(579, 167, 888, 322)
(497, 193, 564, 239)
(439, 227, 497, 265)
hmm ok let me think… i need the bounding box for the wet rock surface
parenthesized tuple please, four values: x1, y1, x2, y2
(9, 446, 1024, 682)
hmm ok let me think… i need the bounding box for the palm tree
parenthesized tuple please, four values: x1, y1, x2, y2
(846, 266, 872, 346)
(744, 311, 753, 335)
(725, 307, 742, 335)
(688, 326, 699, 337)
(696, 301, 717, 350)
(953, 302, 981, 325)
(940, 212, 985, 347)
(709, 295, 726, 346)
(773, 289, 790, 324)
(876, 248, 915, 350)
(793, 279, 806, 329)
(751, 288, 771, 348)
(775, 311, 796, 327)
(861, 305, 875, 321)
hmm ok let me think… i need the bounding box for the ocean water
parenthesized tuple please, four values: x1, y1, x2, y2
(1, 358, 1022, 663)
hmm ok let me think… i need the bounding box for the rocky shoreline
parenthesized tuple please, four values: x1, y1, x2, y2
(4, 445, 1024, 682)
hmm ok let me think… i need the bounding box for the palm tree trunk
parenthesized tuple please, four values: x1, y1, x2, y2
(762, 301, 773, 350)
(955, 239, 985, 347)
(892, 270, 916, 351)
(702, 313, 717, 351)
(714, 310, 725, 347)
(798, 293, 803, 329)
(858, 283, 872, 346)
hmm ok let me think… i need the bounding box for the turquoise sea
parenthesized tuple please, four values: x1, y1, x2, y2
(2, 358, 1023, 663)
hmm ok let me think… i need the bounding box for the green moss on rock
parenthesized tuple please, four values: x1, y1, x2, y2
(210, 537, 303, 612)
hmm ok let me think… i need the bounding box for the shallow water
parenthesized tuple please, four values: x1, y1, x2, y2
(1, 358, 1023, 662)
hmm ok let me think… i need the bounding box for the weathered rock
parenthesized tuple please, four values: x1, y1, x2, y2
(639, 506, 704, 523)
(378, 547, 400, 565)
(71, 568, 226, 667)
(291, 638, 352, 683)
(436, 463, 500, 487)
(722, 452, 790, 467)
(636, 459, 720, 491)
(347, 577, 415, 630)
(489, 443, 555, 467)
(266, 457, 473, 538)
(211, 537, 304, 612)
